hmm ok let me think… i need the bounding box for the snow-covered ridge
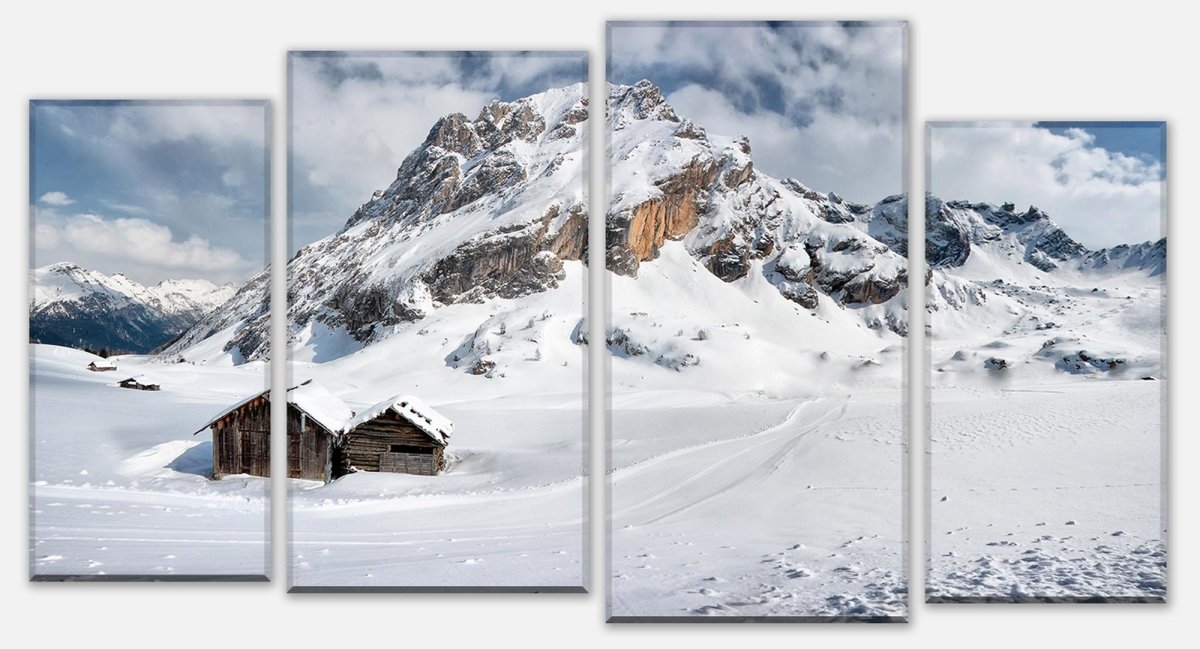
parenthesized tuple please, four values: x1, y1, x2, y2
(167, 82, 590, 364)
(605, 80, 912, 332)
(29, 262, 236, 354)
(924, 195, 1165, 277)
(31, 262, 234, 319)
(925, 195, 1166, 383)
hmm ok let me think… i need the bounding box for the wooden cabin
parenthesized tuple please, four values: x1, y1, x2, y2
(195, 385, 453, 481)
(339, 395, 453, 477)
(87, 360, 116, 372)
(194, 381, 353, 481)
(195, 389, 271, 478)
(118, 376, 160, 391)
(287, 381, 355, 482)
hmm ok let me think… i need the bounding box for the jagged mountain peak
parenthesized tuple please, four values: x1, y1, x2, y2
(604, 82, 910, 334)
(343, 83, 588, 233)
(169, 83, 590, 365)
(927, 196, 1092, 272)
(608, 80, 681, 127)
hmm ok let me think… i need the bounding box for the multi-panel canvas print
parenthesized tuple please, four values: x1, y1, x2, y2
(286, 51, 589, 591)
(925, 122, 1167, 602)
(605, 21, 909, 620)
(29, 100, 271, 579)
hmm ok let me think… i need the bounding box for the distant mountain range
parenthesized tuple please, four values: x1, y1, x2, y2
(29, 262, 236, 354)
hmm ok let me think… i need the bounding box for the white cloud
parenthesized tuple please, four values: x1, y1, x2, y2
(99, 200, 151, 216)
(38, 191, 75, 206)
(667, 84, 902, 202)
(105, 103, 265, 147)
(34, 223, 60, 248)
(221, 169, 245, 188)
(36, 212, 252, 283)
(609, 22, 906, 202)
(929, 124, 1164, 248)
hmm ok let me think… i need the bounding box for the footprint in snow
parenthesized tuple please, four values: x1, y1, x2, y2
(691, 604, 734, 616)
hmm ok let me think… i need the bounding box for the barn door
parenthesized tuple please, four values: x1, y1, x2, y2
(214, 425, 240, 478)
(240, 429, 270, 477)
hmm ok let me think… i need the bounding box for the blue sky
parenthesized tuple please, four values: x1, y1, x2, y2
(1037, 121, 1165, 171)
(608, 21, 907, 204)
(289, 51, 586, 252)
(31, 101, 268, 284)
(930, 122, 1165, 248)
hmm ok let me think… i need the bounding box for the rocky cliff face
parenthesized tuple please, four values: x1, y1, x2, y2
(924, 197, 1090, 271)
(167, 83, 589, 362)
(605, 81, 911, 322)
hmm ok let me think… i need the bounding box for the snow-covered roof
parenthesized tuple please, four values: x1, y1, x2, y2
(192, 388, 269, 434)
(290, 381, 355, 434)
(347, 394, 453, 445)
(88, 359, 116, 368)
(119, 374, 158, 384)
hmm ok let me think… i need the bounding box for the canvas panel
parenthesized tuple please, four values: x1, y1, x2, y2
(285, 51, 589, 591)
(605, 21, 909, 621)
(29, 100, 271, 580)
(925, 121, 1167, 602)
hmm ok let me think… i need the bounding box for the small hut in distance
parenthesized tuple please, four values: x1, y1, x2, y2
(118, 376, 160, 391)
(87, 359, 116, 372)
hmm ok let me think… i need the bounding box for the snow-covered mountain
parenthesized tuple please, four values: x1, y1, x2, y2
(599, 81, 915, 387)
(167, 80, 917, 378)
(165, 83, 589, 366)
(925, 196, 1166, 381)
(606, 80, 910, 316)
(29, 262, 236, 354)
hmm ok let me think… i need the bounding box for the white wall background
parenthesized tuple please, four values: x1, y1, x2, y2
(2, 1, 1194, 646)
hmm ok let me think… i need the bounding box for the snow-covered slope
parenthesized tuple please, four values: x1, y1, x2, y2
(925, 196, 1166, 383)
(924, 197, 1166, 601)
(29, 262, 236, 354)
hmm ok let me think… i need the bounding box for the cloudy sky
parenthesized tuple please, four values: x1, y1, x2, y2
(290, 51, 586, 252)
(608, 21, 906, 204)
(31, 101, 268, 285)
(929, 122, 1165, 248)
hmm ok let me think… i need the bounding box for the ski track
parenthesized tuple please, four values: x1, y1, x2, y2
(613, 397, 845, 525)
(610, 394, 906, 619)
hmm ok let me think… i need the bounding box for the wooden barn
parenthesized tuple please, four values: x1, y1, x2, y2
(194, 389, 271, 478)
(87, 360, 116, 372)
(286, 381, 355, 482)
(195, 384, 453, 481)
(194, 381, 354, 481)
(339, 395, 453, 477)
(118, 376, 160, 391)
